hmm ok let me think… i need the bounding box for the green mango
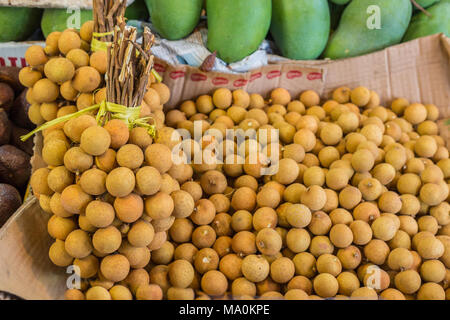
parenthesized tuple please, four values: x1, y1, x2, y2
(125, 0, 149, 21)
(145, 0, 203, 40)
(207, 0, 272, 63)
(403, 0, 450, 41)
(414, 0, 440, 9)
(0, 7, 42, 42)
(271, 0, 330, 60)
(41, 9, 93, 38)
(323, 0, 412, 59)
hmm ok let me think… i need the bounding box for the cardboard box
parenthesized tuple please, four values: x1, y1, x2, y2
(0, 34, 449, 300)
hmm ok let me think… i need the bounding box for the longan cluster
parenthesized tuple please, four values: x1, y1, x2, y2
(150, 86, 449, 301)
(30, 55, 172, 300)
(19, 21, 107, 126)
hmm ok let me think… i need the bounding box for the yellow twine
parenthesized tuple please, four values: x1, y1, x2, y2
(20, 101, 156, 142)
(91, 31, 114, 52)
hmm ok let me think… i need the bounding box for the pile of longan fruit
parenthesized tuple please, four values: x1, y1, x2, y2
(18, 20, 165, 128)
(25, 20, 172, 301)
(147, 86, 448, 300)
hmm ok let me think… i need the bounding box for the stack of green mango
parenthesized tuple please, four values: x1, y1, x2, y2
(0, 0, 448, 63)
(144, 0, 450, 63)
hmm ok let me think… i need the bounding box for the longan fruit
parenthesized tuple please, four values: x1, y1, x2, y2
(86, 286, 111, 300)
(170, 218, 194, 244)
(268, 257, 294, 284)
(319, 123, 343, 146)
(201, 270, 228, 296)
(350, 287, 378, 300)
(231, 277, 256, 297)
(232, 231, 256, 256)
(134, 166, 161, 196)
(371, 216, 398, 241)
(114, 193, 144, 223)
(30, 167, 53, 196)
(316, 254, 342, 277)
(127, 220, 155, 248)
(84, 200, 114, 228)
(418, 215, 439, 235)
(338, 186, 362, 210)
(371, 163, 396, 185)
(231, 210, 253, 232)
(145, 143, 173, 174)
(218, 254, 242, 281)
(292, 252, 317, 279)
(167, 287, 195, 300)
(65, 289, 85, 300)
(167, 259, 195, 289)
(25, 45, 49, 67)
(350, 86, 370, 107)
(89, 51, 107, 74)
(252, 207, 277, 231)
(332, 86, 351, 103)
(313, 273, 339, 298)
(194, 94, 214, 114)
(377, 191, 402, 214)
(192, 225, 216, 249)
(78, 168, 107, 196)
(336, 245, 362, 270)
(44, 57, 75, 85)
(306, 211, 330, 237)
(269, 88, 290, 106)
(106, 167, 135, 198)
(71, 66, 101, 93)
(419, 183, 443, 206)
(19, 66, 42, 88)
(358, 178, 383, 201)
(287, 276, 313, 295)
(293, 129, 316, 152)
(364, 239, 390, 265)
(283, 184, 306, 204)
(351, 149, 374, 173)
(128, 127, 153, 150)
(212, 236, 232, 257)
(414, 135, 438, 158)
(286, 204, 311, 228)
(92, 226, 122, 255)
(60, 184, 92, 214)
(330, 224, 353, 248)
(417, 236, 444, 259)
(42, 138, 67, 167)
(256, 228, 282, 256)
(64, 229, 93, 259)
(350, 220, 373, 246)
(78, 126, 111, 157)
(73, 254, 99, 279)
(403, 103, 427, 125)
(64, 114, 97, 143)
(329, 208, 353, 225)
(419, 259, 446, 283)
(32, 79, 59, 103)
(192, 247, 219, 275)
(416, 282, 445, 300)
(394, 270, 421, 294)
(231, 187, 256, 212)
(286, 228, 311, 253)
(300, 185, 327, 211)
(49, 239, 74, 267)
(325, 168, 350, 191)
(200, 170, 227, 195)
(241, 254, 270, 283)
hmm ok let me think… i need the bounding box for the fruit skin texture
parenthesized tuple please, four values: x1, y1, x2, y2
(403, 1, 450, 42)
(41, 8, 93, 38)
(271, 0, 330, 60)
(145, 0, 203, 40)
(323, 0, 412, 59)
(0, 7, 42, 42)
(207, 0, 272, 63)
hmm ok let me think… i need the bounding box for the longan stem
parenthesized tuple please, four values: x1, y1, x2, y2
(106, 25, 155, 108)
